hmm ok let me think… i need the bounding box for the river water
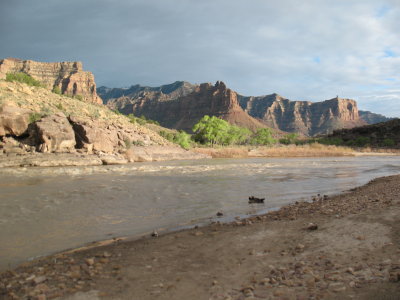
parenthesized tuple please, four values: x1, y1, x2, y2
(1, 156, 400, 270)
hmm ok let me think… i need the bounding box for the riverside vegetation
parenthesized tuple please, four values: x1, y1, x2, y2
(144, 115, 399, 157)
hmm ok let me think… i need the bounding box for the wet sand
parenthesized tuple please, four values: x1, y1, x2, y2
(1, 175, 400, 300)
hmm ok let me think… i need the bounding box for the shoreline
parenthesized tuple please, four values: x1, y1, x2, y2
(1, 174, 400, 299)
(0, 146, 399, 169)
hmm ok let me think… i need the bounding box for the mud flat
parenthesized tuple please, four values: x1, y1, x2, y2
(1, 175, 400, 300)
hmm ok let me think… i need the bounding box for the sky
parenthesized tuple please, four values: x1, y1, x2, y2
(1, 0, 399, 117)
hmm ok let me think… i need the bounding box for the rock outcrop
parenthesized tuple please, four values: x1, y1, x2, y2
(106, 81, 267, 132)
(0, 103, 31, 136)
(238, 94, 366, 136)
(0, 58, 102, 104)
(27, 113, 76, 153)
(0, 81, 208, 166)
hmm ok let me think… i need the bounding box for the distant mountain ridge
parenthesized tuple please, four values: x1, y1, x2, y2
(358, 110, 393, 124)
(98, 81, 391, 136)
(98, 81, 197, 104)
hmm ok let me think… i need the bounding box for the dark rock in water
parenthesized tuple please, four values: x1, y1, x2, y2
(216, 211, 224, 217)
(248, 196, 265, 204)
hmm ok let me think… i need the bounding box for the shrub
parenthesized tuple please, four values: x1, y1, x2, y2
(52, 86, 62, 95)
(279, 133, 299, 145)
(6, 72, 43, 87)
(28, 112, 43, 123)
(132, 140, 145, 146)
(74, 95, 83, 101)
(382, 138, 395, 147)
(55, 103, 64, 111)
(318, 137, 344, 146)
(160, 130, 193, 150)
(346, 136, 370, 147)
(250, 128, 276, 145)
(124, 138, 132, 149)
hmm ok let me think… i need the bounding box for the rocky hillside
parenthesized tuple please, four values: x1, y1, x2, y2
(359, 110, 393, 124)
(105, 81, 267, 132)
(0, 80, 206, 167)
(327, 119, 400, 148)
(238, 94, 366, 136)
(0, 58, 102, 104)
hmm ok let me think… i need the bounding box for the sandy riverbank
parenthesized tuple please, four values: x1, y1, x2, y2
(192, 144, 400, 159)
(1, 175, 400, 300)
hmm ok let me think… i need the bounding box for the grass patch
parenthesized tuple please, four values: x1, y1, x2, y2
(28, 112, 43, 124)
(6, 72, 43, 87)
(52, 86, 62, 95)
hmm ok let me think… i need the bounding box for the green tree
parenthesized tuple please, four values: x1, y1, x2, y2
(192, 115, 231, 146)
(279, 133, 299, 145)
(250, 128, 276, 145)
(173, 130, 192, 149)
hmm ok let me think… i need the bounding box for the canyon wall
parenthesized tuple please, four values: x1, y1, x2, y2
(238, 94, 366, 136)
(105, 81, 266, 132)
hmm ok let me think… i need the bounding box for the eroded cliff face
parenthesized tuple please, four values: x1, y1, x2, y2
(0, 58, 102, 104)
(106, 81, 267, 132)
(239, 94, 366, 136)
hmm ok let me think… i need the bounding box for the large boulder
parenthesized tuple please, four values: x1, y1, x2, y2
(68, 116, 118, 154)
(0, 103, 31, 136)
(28, 113, 76, 153)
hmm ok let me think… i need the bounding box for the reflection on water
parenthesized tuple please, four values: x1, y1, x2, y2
(0, 156, 399, 270)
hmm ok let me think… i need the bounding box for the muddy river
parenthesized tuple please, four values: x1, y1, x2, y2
(1, 156, 399, 270)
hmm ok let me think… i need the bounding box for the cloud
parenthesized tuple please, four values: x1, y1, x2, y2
(0, 0, 399, 116)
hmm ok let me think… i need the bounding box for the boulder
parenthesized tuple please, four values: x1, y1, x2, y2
(28, 113, 76, 153)
(0, 103, 31, 136)
(68, 116, 118, 154)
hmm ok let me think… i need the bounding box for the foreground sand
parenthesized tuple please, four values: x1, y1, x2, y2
(1, 175, 400, 300)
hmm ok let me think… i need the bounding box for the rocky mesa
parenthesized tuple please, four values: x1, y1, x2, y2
(0, 58, 102, 104)
(101, 81, 375, 136)
(238, 94, 367, 136)
(105, 81, 267, 132)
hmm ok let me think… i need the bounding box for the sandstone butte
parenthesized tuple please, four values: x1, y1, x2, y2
(0, 57, 102, 105)
(238, 93, 367, 136)
(101, 81, 368, 136)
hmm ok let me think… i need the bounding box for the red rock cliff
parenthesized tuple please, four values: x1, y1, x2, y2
(0, 58, 102, 104)
(107, 81, 267, 132)
(239, 94, 366, 136)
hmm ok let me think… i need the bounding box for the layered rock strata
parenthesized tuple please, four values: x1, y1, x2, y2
(102, 81, 372, 136)
(0, 58, 102, 104)
(238, 94, 366, 136)
(106, 81, 267, 132)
